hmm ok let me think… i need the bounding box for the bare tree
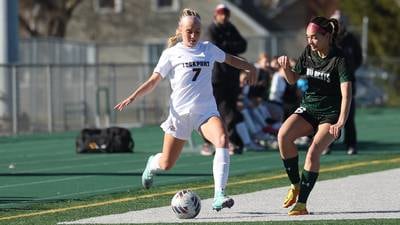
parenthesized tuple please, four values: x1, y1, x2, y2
(19, 0, 82, 38)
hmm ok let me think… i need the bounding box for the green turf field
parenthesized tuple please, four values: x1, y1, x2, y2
(0, 107, 399, 225)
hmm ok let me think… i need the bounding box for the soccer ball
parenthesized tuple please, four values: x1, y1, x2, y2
(171, 189, 201, 219)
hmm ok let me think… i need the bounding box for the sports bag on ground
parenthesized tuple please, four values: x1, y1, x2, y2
(76, 127, 134, 153)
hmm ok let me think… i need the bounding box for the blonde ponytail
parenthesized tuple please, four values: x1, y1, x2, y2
(166, 8, 201, 48)
(167, 28, 181, 48)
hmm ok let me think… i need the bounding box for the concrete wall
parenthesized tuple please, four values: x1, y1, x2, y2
(66, 0, 268, 63)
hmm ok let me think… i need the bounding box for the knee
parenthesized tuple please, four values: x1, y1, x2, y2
(277, 129, 292, 146)
(214, 133, 228, 148)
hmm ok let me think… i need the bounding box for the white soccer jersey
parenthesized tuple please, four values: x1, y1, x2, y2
(154, 41, 226, 115)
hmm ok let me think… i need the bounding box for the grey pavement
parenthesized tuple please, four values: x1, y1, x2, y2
(61, 168, 400, 224)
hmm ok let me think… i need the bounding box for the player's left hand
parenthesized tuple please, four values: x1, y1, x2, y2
(329, 123, 343, 139)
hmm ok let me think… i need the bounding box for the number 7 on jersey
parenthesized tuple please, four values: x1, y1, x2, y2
(192, 68, 201, 81)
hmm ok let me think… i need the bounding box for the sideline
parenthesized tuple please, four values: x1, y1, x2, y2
(1, 157, 400, 221)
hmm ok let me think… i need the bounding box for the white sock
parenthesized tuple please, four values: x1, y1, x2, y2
(235, 122, 251, 145)
(241, 109, 257, 134)
(213, 148, 230, 195)
(149, 153, 162, 173)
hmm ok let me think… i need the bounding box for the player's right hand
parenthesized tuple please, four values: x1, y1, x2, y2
(114, 97, 133, 111)
(277, 56, 291, 70)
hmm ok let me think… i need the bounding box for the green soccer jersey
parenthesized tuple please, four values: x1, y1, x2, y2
(293, 45, 353, 115)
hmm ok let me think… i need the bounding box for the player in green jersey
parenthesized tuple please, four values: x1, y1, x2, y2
(276, 16, 353, 215)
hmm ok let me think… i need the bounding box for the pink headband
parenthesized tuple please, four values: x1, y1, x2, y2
(307, 22, 327, 35)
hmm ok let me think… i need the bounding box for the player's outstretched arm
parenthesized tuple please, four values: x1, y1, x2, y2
(224, 54, 256, 85)
(114, 73, 162, 111)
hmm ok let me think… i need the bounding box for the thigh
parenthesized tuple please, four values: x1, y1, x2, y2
(199, 116, 228, 148)
(279, 114, 314, 141)
(160, 113, 192, 140)
(161, 133, 186, 165)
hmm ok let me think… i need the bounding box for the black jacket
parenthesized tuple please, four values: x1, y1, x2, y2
(207, 21, 247, 89)
(336, 30, 363, 93)
(336, 31, 363, 75)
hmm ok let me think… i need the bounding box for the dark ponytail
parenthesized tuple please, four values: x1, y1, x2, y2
(328, 18, 339, 44)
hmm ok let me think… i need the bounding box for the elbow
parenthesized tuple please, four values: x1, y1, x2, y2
(286, 77, 298, 85)
(342, 90, 352, 100)
(286, 72, 299, 85)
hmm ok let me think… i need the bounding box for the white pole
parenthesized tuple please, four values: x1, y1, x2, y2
(0, 0, 18, 127)
(46, 66, 53, 132)
(361, 16, 369, 64)
(0, 0, 9, 120)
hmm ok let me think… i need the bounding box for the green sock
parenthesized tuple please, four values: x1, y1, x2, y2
(298, 170, 319, 203)
(282, 156, 300, 185)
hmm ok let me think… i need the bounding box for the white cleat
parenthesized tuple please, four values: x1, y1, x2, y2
(212, 191, 234, 211)
(141, 155, 155, 189)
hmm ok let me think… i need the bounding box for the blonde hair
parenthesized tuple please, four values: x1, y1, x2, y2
(257, 52, 269, 63)
(167, 8, 201, 48)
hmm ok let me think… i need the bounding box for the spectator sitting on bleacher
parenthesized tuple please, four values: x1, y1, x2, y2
(266, 58, 287, 131)
(235, 70, 269, 151)
(254, 53, 273, 99)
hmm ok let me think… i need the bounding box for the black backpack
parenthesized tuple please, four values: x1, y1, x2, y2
(76, 127, 134, 153)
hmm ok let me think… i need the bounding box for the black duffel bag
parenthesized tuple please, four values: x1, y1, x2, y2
(76, 127, 134, 153)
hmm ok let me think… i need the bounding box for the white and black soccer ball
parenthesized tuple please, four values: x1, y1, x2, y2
(171, 189, 201, 219)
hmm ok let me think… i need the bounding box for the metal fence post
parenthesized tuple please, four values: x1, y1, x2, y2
(11, 65, 18, 134)
(110, 64, 117, 124)
(139, 70, 146, 123)
(81, 65, 87, 127)
(95, 87, 110, 128)
(46, 65, 53, 133)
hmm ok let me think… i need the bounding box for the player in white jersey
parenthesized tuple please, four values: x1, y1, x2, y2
(114, 8, 256, 211)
